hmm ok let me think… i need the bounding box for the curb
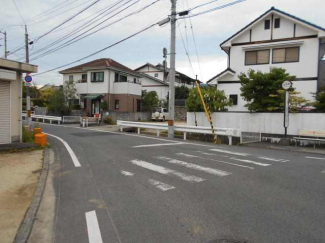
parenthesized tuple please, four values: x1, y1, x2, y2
(14, 148, 50, 243)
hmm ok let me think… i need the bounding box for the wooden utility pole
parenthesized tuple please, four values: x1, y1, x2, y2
(25, 25, 31, 127)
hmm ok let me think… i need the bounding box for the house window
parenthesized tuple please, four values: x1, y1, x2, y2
(245, 50, 270, 65)
(272, 47, 299, 63)
(154, 73, 158, 77)
(264, 19, 270, 30)
(91, 72, 104, 82)
(69, 75, 73, 81)
(274, 18, 280, 28)
(115, 73, 119, 82)
(115, 100, 119, 109)
(229, 94, 238, 105)
(120, 75, 127, 82)
(81, 74, 87, 83)
(133, 78, 137, 84)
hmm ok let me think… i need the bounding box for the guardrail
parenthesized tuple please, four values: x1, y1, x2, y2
(117, 120, 241, 145)
(63, 116, 81, 124)
(22, 113, 62, 124)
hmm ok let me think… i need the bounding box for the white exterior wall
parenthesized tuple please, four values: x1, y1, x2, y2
(68, 69, 140, 96)
(187, 112, 325, 136)
(141, 75, 168, 100)
(137, 66, 164, 81)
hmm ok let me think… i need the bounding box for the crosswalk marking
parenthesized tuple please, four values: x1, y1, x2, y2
(178, 152, 254, 169)
(210, 149, 250, 156)
(196, 151, 229, 158)
(258, 156, 288, 162)
(156, 156, 231, 176)
(230, 158, 271, 167)
(306, 156, 325, 160)
(148, 179, 175, 191)
(130, 159, 205, 182)
(121, 171, 134, 176)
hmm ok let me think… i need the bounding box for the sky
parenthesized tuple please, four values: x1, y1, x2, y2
(0, 0, 324, 86)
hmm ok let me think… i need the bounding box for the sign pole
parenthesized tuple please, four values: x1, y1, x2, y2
(282, 80, 292, 138)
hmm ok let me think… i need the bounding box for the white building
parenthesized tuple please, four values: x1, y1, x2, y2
(135, 63, 197, 100)
(208, 7, 325, 111)
(60, 58, 143, 116)
(0, 58, 37, 144)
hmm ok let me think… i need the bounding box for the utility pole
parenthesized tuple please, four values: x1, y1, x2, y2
(0, 30, 7, 58)
(25, 25, 31, 127)
(168, 0, 176, 138)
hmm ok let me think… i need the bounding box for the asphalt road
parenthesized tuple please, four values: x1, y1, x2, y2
(38, 123, 325, 243)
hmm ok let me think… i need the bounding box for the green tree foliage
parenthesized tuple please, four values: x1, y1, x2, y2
(239, 68, 295, 112)
(22, 82, 40, 98)
(63, 80, 77, 107)
(47, 89, 70, 115)
(142, 90, 159, 112)
(269, 90, 309, 113)
(175, 86, 190, 99)
(40, 87, 56, 106)
(186, 87, 232, 112)
(313, 85, 325, 111)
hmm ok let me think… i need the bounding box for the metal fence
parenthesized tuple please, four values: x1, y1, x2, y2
(240, 131, 262, 144)
(63, 116, 81, 124)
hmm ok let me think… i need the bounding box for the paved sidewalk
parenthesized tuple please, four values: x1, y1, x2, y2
(244, 142, 325, 155)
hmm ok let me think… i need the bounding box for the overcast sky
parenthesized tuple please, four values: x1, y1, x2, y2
(0, 0, 324, 86)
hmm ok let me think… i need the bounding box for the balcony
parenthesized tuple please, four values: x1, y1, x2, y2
(113, 81, 141, 96)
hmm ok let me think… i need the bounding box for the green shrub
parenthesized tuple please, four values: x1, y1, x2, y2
(22, 126, 34, 143)
(103, 116, 115, 125)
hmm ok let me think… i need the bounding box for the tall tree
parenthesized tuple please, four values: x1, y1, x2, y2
(313, 85, 325, 111)
(187, 87, 232, 112)
(63, 80, 77, 108)
(40, 86, 56, 106)
(142, 90, 159, 112)
(239, 67, 296, 112)
(47, 89, 70, 115)
(175, 86, 190, 99)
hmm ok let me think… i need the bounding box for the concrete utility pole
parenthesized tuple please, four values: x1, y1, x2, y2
(25, 25, 31, 127)
(0, 30, 7, 58)
(168, 0, 176, 138)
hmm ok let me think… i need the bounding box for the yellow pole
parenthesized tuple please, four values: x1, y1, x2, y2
(195, 81, 217, 143)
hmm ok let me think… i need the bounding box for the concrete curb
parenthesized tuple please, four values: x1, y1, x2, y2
(244, 143, 325, 155)
(14, 148, 50, 243)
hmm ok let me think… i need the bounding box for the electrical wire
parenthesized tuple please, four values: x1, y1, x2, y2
(32, 22, 158, 76)
(35, 0, 101, 41)
(11, 0, 26, 24)
(30, 0, 161, 61)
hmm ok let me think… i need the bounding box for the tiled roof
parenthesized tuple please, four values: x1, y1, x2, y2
(59, 58, 137, 74)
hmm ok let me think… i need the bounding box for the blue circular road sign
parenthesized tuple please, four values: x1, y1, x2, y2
(25, 75, 32, 83)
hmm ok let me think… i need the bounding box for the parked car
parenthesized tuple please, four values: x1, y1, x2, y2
(151, 107, 170, 121)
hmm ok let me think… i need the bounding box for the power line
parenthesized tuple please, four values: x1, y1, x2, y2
(28, 0, 128, 58)
(30, 0, 161, 61)
(12, 0, 26, 24)
(33, 22, 158, 76)
(35, 0, 101, 41)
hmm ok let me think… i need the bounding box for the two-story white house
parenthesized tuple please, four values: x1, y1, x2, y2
(60, 58, 143, 116)
(207, 7, 325, 111)
(135, 63, 197, 100)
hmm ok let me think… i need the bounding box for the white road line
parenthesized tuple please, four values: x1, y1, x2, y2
(85, 211, 103, 243)
(46, 133, 81, 167)
(196, 151, 229, 158)
(258, 156, 289, 162)
(210, 148, 250, 156)
(177, 152, 254, 169)
(306, 156, 325, 160)
(230, 158, 270, 167)
(133, 142, 186, 148)
(148, 179, 175, 191)
(121, 171, 134, 176)
(130, 159, 205, 182)
(156, 156, 231, 176)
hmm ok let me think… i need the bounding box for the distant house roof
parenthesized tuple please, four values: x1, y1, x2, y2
(207, 68, 235, 84)
(139, 73, 168, 86)
(220, 7, 325, 50)
(59, 58, 140, 76)
(135, 62, 199, 83)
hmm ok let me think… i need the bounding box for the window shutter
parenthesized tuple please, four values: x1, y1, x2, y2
(286, 47, 299, 62)
(257, 50, 269, 64)
(246, 52, 257, 65)
(273, 49, 286, 63)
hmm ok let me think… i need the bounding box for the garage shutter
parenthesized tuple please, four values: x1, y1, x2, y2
(0, 81, 11, 144)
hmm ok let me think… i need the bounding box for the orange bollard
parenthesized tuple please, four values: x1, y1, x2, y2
(34, 133, 47, 147)
(33, 127, 42, 134)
